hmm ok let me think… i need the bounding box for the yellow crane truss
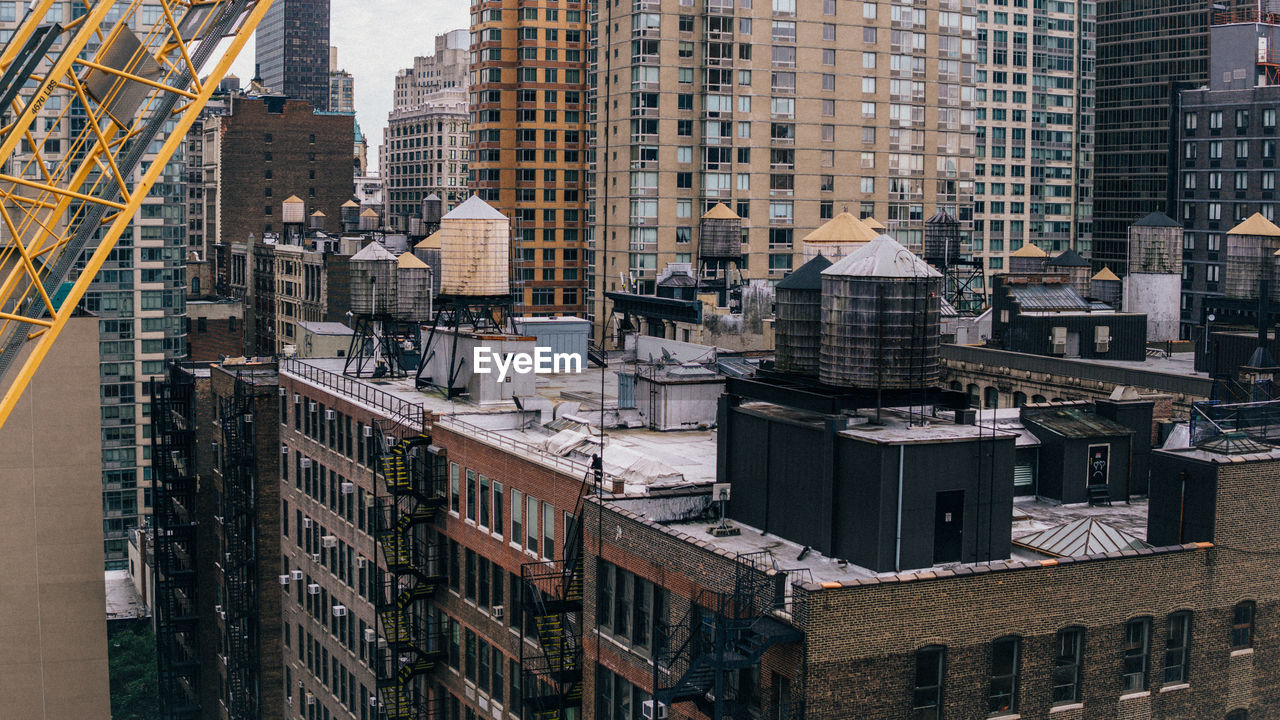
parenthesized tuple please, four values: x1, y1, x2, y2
(0, 0, 270, 429)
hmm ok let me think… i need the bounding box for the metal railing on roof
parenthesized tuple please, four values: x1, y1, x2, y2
(1213, 8, 1280, 26)
(435, 415, 615, 486)
(1190, 399, 1280, 447)
(279, 358, 425, 430)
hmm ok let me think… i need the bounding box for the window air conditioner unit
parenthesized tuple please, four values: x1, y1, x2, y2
(212, 441, 219, 452)
(294, 393, 302, 404)
(301, 458, 312, 468)
(341, 482, 355, 494)
(302, 517, 312, 529)
(311, 553, 321, 563)
(308, 402, 317, 412)
(305, 693, 316, 706)
(365, 628, 377, 643)
(243, 414, 252, 423)
(214, 604, 222, 614)
(492, 605, 504, 620)
(307, 583, 321, 595)
(332, 605, 347, 617)
(278, 574, 290, 585)
(278, 387, 287, 397)
(291, 569, 304, 580)
(363, 425, 373, 438)
(355, 556, 368, 569)
(321, 535, 338, 548)
(298, 679, 306, 690)
(642, 701, 668, 720)
(281, 444, 289, 454)
(326, 409, 335, 420)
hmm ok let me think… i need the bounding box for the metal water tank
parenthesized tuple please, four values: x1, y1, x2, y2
(1090, 267, 1123, 307)
(819, 235, 943, 389)
(774, 254, 832, 376)
(1047, 249, 1092, 295)
(282, 195, 306, 225)
(358, 208, 380, 232)
(923, 210, 961, 267)
(422, 193, 443, 227)
(801, 212, 878, 261)
(1225, 213, 1280, 300)
(1127, 211, 1183, 275)
(438, 195, 510, 296)
(309, 210, 326, 232)
(348, 241, 398, 315)
(698, 203, 742, 260)
(1009, 242, 1049, 274)
(397, 252, 432, 321)
(340, 200, 360, 232)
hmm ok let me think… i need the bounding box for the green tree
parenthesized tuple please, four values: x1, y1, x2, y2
(108, 623, 159, 720)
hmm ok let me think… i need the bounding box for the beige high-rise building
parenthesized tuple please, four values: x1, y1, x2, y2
(591, 0, 978, 334)
(393, 29, 470, 112)
(0, 316, 110, 718)
(971, 0, 1095, 292)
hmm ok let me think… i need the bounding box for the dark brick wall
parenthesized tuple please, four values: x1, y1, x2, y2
(217, 98, 352, 244)
(581, 446, 1280, 720)
(188, 319, 243, 361)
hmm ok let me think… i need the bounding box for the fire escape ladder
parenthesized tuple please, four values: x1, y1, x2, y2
(519, 456, 600, 720)
(372, 429, 447, 720)
(218, 376, 260, 720)
(654, 553, 803, 719)
(151, 371, 201, 719)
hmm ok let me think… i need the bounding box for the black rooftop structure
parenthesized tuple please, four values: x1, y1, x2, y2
(1047, 249, 1092, 268)
(776, 254, 831, 291)
(926, 209, 959, 225)
(1131, 211, 1182, 228)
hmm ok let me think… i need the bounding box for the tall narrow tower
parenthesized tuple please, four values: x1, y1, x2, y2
(256, 0, 331, 110)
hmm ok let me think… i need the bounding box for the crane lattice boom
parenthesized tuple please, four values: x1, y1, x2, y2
(0, 0, 270, 429)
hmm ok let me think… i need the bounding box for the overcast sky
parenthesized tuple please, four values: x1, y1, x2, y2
(229, 1, 470, 175)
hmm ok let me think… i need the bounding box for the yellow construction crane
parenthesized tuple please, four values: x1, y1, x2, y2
(0, 0, 271, 430)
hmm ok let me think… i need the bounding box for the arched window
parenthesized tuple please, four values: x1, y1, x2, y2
(1226, 711, 1248, 720)
(1032, 394, 1047, 404)
(1013, 391, 1027, 407)
(913, 645, 945, 718)
(191, 276, 200, 295)
(988, 636, 1021, 714)
(1232, 602, 1255, 649)
(1123, 617, 1152, 692)
(984, 386, 999, 410)
(1052, 627, 1084, 705)
(949, 380, 963, 391)
(967, 383, 980, 407)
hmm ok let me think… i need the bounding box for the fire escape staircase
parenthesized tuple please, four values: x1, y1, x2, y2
(654, 552, 804, 718)
(520, 458, 599, 720)
(373, 431, 448, 720)
(151, 372, 201, 719)
(218, 380, 260, 720)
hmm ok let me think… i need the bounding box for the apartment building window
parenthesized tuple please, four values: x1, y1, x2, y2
(493, 482, 504, 537)
(597, 666, 653, 720)
(510, 489, 522, 545)
(1236, 140, 1249, 160)
(1232, 602, 1255, 649)
(466, 469, 477, 522)
(988, 636, 1020, 715)
(1051, 628, 1083, 705)
(541, 502, 554, 559)
(912, 646, 944, 719)
(1164, 612, 1191, 684)
(1122, 618, 1151, 692)
(596, 559, 668, 654)
(479, 475, 491, 529)
(1210, 111, 1223, 130)
(526, 495, 538, 550)
(1237, 111, 1250, 130)
(1266, 109, 1277, 130)
(449, 463, 460, 514)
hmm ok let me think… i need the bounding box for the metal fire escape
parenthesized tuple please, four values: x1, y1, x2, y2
(150, 368, 200, 719)
(520, 457, 600, 720)
(218, 373, 260, 719)
(372, 428, 448, 720)
(654, 552, 805, 720)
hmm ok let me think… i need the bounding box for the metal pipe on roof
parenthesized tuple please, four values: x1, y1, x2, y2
(895, 443, 904, 573)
